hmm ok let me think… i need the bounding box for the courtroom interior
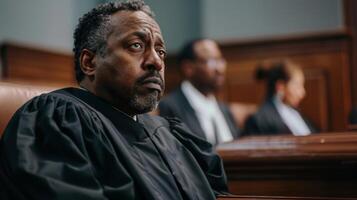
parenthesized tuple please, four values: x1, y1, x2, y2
(1, 0, 357, 199)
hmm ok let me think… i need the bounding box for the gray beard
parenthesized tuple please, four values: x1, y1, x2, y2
(128, 91, 159, 114)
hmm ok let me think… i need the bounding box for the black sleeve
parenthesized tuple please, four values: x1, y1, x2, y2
(166, 118, 230, 196)
(0, 94, 107, 200)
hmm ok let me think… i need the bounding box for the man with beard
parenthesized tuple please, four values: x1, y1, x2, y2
(0, 1, 229, 199)
(159, 39, 240, 146)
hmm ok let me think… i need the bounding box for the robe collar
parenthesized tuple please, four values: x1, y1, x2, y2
(58, 88, 156, 144)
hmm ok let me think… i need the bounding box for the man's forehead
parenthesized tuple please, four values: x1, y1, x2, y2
(194, 40, 221, 58)
(110, 10, 162, 35)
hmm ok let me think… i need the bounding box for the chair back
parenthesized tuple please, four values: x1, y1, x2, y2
(0, 82, 57, 136)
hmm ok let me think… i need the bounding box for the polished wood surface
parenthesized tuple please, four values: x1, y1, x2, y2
(0, 43, 75, 85)
(217, 133, 357, 197)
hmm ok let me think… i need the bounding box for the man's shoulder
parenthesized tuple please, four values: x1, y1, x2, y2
(2, 88, 97, 140)
(31, 87, 73, 100)
(19, 87, 87, 113)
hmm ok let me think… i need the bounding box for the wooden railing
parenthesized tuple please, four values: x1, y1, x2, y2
(217, 132, 357, 197)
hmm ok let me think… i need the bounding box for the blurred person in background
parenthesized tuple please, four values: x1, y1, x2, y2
(243, 60, 316, 136)
(159, 39, 240, 146)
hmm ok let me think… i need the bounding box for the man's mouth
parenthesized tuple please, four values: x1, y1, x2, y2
(140, 77, 163, 92)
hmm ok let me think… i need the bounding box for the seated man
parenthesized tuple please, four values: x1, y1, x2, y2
(159, 39, 240, 146)
(0, 1, 229, 199)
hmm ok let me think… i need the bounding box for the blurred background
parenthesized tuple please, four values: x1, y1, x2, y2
(0, 0, 344, 53)
(0, 0, 356, 133)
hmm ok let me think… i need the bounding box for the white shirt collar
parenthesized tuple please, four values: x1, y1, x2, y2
(181, 81, 217, 114)
(181, 81, 233, 144)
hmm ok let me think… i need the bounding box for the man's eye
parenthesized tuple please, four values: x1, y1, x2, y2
(157, 49, 167, 58)
(130, 43, 143, 50)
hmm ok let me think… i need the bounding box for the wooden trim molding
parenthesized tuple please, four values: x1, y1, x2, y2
(344, 0, 357, 106)
(0, 42, 75, 85)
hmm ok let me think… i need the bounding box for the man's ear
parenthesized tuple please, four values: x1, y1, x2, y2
(79, 49, 96, 76)
(181, 60, 195, 79)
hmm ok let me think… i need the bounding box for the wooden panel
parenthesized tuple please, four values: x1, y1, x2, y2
(300, 69, 328, 131)
(0, 43, 75, 85)
(225, 64, 265, 103)
(344, 0, 357, 106)
(217, 132, 357, 197)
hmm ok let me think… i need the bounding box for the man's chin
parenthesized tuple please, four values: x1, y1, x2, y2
(129, 92, 160, 114)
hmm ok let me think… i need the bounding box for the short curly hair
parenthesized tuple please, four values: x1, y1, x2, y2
(73, 0, 154, 82)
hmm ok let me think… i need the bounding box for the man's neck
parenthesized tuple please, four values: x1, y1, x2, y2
(189, 81, 213, 97)
(79, 82, 137, 119)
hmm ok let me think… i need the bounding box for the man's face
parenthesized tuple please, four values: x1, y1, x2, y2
(93, 11, 166, 115)
(191, 40, 226, 94)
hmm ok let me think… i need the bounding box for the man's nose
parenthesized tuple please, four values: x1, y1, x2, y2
(216, 63, 226, 74)
(143, 48, 164, 71)
(214, 60, 226, 74)
(207, 58, 226, 73)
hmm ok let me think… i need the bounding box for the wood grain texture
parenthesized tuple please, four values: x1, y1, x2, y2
(217, 132, 357, 197)
(1, 43, 75, 85)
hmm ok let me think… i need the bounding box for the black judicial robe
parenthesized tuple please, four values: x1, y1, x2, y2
(0, 88, 229, 200)
(243, 99, 317, 136)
